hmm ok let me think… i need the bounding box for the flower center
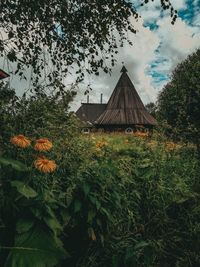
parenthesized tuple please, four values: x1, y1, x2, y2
(38, 139, 47, 143)
(18, 135, 25, 139)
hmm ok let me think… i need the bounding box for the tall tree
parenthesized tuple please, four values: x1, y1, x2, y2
(0, 0, 176, 88)
(157, 49, 200, 151)
(145, 102, 157, 117)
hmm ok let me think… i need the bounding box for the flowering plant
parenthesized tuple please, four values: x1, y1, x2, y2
(10, 134, 56, 173)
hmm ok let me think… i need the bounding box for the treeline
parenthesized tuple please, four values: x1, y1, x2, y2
(147, 48, 200, 150)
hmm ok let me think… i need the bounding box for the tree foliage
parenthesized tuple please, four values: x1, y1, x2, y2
(145, 102, 157, 117)
(0, 0, 177, 87)
(0, 81, 78, 141)
(157, 49, 200, 148)
(0, 80, 199, 266)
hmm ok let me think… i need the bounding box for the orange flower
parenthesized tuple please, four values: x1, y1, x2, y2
(34, 138, 53, 151)
(134, 131, 149, 138)
(34, 157, 57, 173)
(95, 141, 108, 150)
(147, 140, 157, 148)
(165, 141, 177, 151)
(10, 134, 31, 148)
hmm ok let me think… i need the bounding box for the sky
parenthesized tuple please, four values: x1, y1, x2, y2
(1, 1, 200, 110)
(71, 0, 200, 110)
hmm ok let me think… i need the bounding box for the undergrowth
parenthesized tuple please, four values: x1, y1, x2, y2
(0, 133, 199, 267)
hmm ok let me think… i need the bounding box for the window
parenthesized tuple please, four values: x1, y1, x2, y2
(125, 127, 133, 134)
(82, 128, 90, 134)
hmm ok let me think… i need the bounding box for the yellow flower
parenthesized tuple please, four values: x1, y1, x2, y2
(34, 157, 57, 173)
(147, 140, 157, 148)
(165, 141, 176, 151)
(34, 138, 53, 151)
(10, 134, 31, 148)
(95, 141, 108, 150)
(134, 131, 149, 138)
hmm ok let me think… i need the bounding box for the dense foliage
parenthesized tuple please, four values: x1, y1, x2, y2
(157, 49, 200, 151)
(145, 102, 157, 117)
(0, 0, 176, 87)
(0, 82, 77, 142)
(0, 85, 199, 266)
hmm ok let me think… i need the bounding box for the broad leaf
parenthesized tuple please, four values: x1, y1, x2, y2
(5, 224, 68, 267)
(44, 215, 62, 236)
(11, 181, 37, 198)
(16, 218, 34, 234)
(83, 183, 90, 196)
(74, 200, 82, 213)
(134, 241, 149, 250)
(0, 157, 29, 172)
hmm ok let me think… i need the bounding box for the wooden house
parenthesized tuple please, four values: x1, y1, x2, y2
(76, 66, 157, 133)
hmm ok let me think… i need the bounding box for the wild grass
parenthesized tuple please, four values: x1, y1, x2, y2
(1, 131, 199, 267)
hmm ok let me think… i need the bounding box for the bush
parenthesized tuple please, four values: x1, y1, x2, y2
(0, 84, 199, 266)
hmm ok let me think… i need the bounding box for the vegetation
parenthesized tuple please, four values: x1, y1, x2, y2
(0, 5, 199, 265)
(145, 102, 157, 117)
(0, 83, 200, 266)
(0, 0, 177, 87)
(157, 49, 200, 152)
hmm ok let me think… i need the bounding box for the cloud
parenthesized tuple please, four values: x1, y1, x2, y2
(71, 16, 160, 111)
(150, 16, 200, 91)
(1, 0, 200, 112)
(72, 0, 200, 111)
(170, 0, 187, 10)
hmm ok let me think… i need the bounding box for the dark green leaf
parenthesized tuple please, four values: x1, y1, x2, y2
(11, 181, 37, 198)
(0, 157, 29, 172)
(5, 224, 68, 267)
(74, 200, 82, 213)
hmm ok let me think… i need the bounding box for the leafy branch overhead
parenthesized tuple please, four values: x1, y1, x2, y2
(0, 0, 176, 86)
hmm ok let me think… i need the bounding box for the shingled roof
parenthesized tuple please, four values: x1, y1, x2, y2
(95, 67, 157, 126)
(76, 103, 107, 125)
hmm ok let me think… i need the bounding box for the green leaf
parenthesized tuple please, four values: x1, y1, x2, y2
(43, 214, 62, 236)
(5, 224, 68, 267)
(83, 183, 90, 196)
(44, 216, 62, 233)
(11, 181, 37, 198)
(89, 196, 96, 205)
(0, 157, 29, 172)
(139, 159, 153, 169)
(74, 200, 82, 213)
(112, 255, 120, 267)
(87, 210, 96, 223)
(16, 219, 34, 234)
(95, 200, 101, 210)
(134, 241, 149, 250)
(125, 247, 135, 262)
(100, 207, 110, 219)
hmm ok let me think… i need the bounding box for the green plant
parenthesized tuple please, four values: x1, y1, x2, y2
(0, 136, 69, 266)
(157, 49, 200, 153)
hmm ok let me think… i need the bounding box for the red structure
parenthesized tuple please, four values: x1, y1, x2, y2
(0, 69, 9, 80)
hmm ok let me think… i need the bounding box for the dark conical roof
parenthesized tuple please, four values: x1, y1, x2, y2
(121, 66, 127, 73)
(95, 67, 157, 126)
